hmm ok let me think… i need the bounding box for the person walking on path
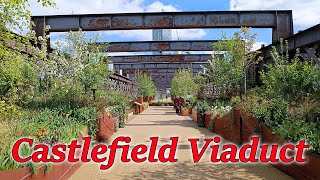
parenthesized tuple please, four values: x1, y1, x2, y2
(173, 97, 180, 114)
(178, 97, 185, 115)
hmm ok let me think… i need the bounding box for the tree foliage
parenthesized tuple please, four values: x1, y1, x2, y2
(261, 40, 320, 101)
(0, 0, 55, 104)
(136, 72, 156, 98)
(43, 30, 111, 94)
(170, 68, 198, 98)
(202, 28, 262, 96)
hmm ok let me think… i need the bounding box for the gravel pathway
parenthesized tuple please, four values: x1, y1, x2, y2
(70, 106, 293, 180)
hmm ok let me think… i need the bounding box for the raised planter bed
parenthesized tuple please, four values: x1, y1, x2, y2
(0, 162, 83, 180)
(0, 132, 87, 180)
(112, 113, 119, 132)
(191, 108, 198, 123)
(204, 111, 211, 128)
(234, 108, 320, 179)
(97, 109, 115, 142)
(209, 111, 241, 144)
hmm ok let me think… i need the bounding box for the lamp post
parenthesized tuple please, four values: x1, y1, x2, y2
(91, 88, 97, 101)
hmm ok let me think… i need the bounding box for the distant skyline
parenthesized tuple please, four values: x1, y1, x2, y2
(28, 0, 320, 52)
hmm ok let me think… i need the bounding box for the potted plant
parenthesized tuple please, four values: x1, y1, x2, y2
(195, 101, 209, 127)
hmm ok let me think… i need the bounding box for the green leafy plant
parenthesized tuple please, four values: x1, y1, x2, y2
(136, 72, 156, 98)
(201, 28, 262, 98)
(261, 40, 320, 102)
(171, 68, 198, 99)
(142, 102, 149, 110)
(236, 41, 320, 155)
(195, 101, 210, 127)
(208, 100, 232, 119)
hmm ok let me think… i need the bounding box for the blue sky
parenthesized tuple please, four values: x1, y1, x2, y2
(29, 0, 319, 51)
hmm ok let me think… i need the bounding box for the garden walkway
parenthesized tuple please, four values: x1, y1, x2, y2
(70, 106, 292, 180)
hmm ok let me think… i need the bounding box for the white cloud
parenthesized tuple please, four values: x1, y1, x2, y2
(29, 0, 207, 41)
(173, 29, 207, 40)
(230, 0, 320, 31)
(102, 30, 153, 41)
(252, 41, 266, 51)
(29, 0, 145, 15)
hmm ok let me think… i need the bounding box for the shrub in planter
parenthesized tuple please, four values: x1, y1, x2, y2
(195, 101, 210, 127)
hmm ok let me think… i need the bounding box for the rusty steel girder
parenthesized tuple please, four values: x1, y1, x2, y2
(98, 40, 216, 52)
(108, 72, 137, 98)
(258, 23, 320, 62)
(113, 62, 205, 70)
(110, 54, 211, 63)
(122, 68, 202, 74)
(31, 10, 293, 43)
(256, 23, 320, 85)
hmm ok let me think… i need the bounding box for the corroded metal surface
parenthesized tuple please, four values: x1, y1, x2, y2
(113, 62, 205, 70)
(122, 68, 202, 74)
(108, 72, 137, 98)
(32, 10, 293, 43)
(256, 23, 320, 85)
(259, 23, 320, 61)
(110, 54, 211, 63)
(99, 40, 216, 52)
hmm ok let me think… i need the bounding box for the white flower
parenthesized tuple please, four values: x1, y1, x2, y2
(45, 25, 51, 30)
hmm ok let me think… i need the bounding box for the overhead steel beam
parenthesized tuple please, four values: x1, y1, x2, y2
(150, 72, 199, 75)
(113, 62, 205, 70)
(256, 23, 320, 85)
(110, 54, 211, 63)
(259, 24, 320, 62)
(98, 40, 216, 52)
(122, 68, 203, 74)
(32, 10, 293, 43)
(109, 72, 136, 85)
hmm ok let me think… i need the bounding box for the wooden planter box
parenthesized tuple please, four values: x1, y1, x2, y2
(181, 108, 190, 116)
